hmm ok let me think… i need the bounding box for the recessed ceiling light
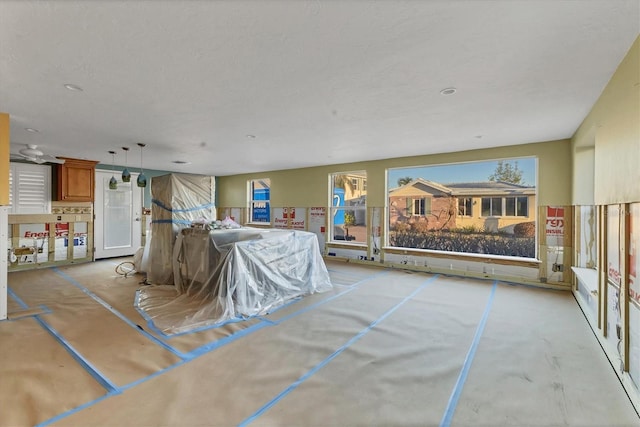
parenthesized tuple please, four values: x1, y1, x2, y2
(64, 83, 83, 92)
(246, 134, 256, 139)
(440, 87, 457, 95)
(172, 160, 191, 165)
(25, 127, 39, 133)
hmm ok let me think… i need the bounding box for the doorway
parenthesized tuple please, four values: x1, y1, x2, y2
(94, 169, 142, 259)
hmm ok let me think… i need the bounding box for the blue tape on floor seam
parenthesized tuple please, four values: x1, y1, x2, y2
(33, 315, 120, 393)
(238, 274, 441, 426)
(185, 321, 271, 359)
(9, 288, 119, 395)
(35, 391, 121, 427)
(272, 270, 391, 325)
(439, 280, 497, 427)
(38, 267, 393, 425)
(52, 268, 187, 359)
(7, 287, 29, 309)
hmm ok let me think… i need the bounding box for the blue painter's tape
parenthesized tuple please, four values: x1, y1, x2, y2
(34, 313, 119, 393)
(36, 390, 120, 427)
(38, 305, 53, 315)
(151, 199, 215, 213)
(52, 268, 187, 359)
(238, 274, 441, 426)
(7, 293, 114, 392)
(121, 321, 273, 391)
(185, 321, 270, 359)
(7, 287, 29, 309)
(272, 270, 391, 325)
(39, 266, 393, 424)
(134, 290, 250, 338)
(439, 281, 497, 427)
(327, 268, 372, 279)
(150, 219, 193, 225)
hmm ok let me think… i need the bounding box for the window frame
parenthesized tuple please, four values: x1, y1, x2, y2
(386, 157, 538, 260)
(505, 196, 528, 217)
(329, 171, 367, 244)
(247, 178, 271, 224)
(458, 197, 472, 217)
(481, 197, 503, 217)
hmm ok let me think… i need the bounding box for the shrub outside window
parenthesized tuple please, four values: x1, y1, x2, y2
(330, 171, 367, 243)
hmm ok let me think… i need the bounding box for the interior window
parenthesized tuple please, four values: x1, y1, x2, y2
(248, 178, 270, 223)
(330, 171, 367, 243)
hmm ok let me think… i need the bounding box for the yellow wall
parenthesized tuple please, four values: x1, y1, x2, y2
(218, 139, 571, 209)
(0, 113, 9, 206)
(573, 36, 640, 205)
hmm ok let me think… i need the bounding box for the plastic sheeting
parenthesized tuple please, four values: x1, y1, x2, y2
(137, 228, 332, 334)
(147, 173, 215, 285)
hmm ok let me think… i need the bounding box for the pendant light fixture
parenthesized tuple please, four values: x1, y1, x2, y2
(136, 143, 147, 188)
(121, 146, 131, 182)
(108, 151, 118, 190)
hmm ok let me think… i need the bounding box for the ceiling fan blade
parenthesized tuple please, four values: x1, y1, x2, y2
(11, 153, 38, 163)
(40, 155, 65, 164)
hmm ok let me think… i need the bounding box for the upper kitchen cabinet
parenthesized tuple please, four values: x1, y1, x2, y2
(55, 157, 99, 202)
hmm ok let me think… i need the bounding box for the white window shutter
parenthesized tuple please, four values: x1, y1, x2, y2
(9, 163, 51, 214)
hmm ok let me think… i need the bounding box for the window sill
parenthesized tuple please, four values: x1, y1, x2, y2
(383, 246, 540, 267)
(326, 241, 367, 248)
(571, 267, 598, 294)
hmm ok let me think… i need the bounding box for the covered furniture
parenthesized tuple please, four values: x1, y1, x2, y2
(137, 228, 332, 334)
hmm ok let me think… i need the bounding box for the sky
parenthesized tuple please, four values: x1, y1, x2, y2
(387, 157, 537, 190)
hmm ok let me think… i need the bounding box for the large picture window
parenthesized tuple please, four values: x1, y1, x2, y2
(248, 178, 270, 223)
(388, 158, 537, 258)
(330, 171, 367, 243)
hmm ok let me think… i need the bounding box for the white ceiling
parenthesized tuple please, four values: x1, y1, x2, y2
(1, 1, 638, 176)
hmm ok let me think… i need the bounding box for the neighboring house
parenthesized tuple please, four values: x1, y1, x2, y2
(339, 172, 367, 202)
(389, 178, 535, 233)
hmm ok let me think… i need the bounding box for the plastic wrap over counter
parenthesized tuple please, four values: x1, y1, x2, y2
(137, 228, 333, 334)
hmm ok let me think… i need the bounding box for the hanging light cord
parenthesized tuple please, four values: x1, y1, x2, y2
(138, 143, 145, 173)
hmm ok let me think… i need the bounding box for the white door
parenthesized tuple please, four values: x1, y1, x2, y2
(94, 170, 142, 259)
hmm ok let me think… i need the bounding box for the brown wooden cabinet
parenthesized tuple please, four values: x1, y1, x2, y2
(55, 157, 99, 202)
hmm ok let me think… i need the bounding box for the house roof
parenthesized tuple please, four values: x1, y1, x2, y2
(389, 179, 535, 197)
(446, 181, 535, 196)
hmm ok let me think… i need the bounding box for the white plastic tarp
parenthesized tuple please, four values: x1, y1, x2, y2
(147, 173, 215, 285)
(137, 228, 332, 334)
